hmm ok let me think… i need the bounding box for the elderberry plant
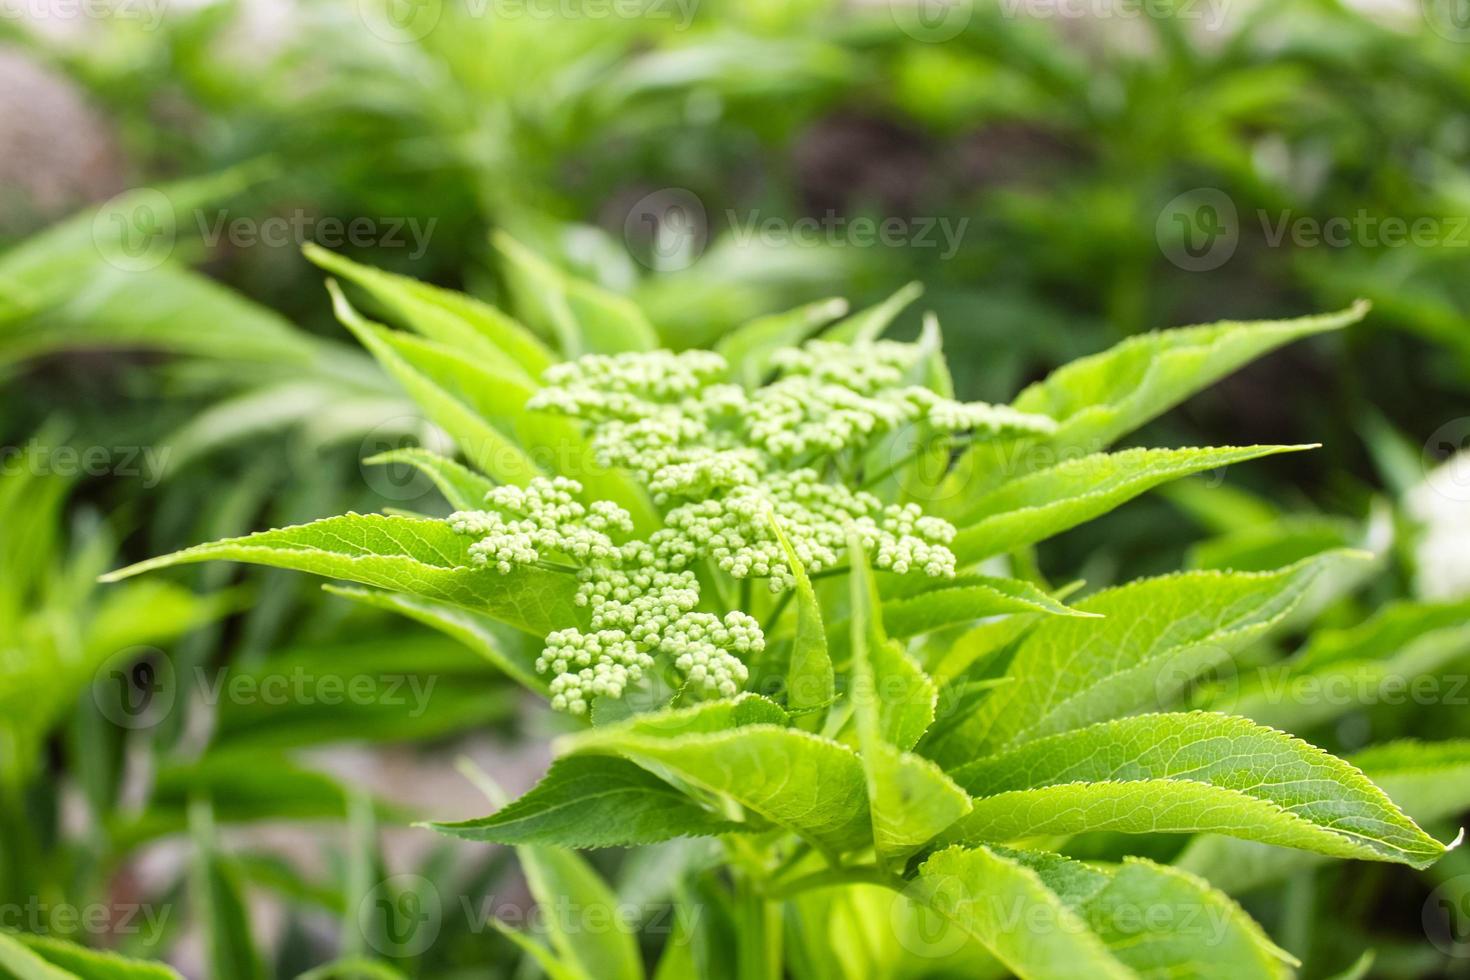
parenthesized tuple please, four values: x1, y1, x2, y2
(105, 241, 1466, 980)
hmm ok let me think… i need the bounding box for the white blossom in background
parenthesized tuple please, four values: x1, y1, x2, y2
(1406, 450, 1470, 600)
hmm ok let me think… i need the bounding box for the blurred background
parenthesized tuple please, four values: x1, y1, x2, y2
(2, 0, 1470, 977)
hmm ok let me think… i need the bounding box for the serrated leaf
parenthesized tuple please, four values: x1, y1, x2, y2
(944, 304, 1366, 497)
(848, 544, 970, 864)
(1176, 739, 1470, 893)
(432, 756, 744, 847)
(364, 448, 496, 510)
(1083, 859, 1296, 979)
(563, 716, 870, 856)
(1211, 598, 1470, 729)
(495, 232, 657, 356)
(716, 297, 848, 388)
(327, 281, 545, 486)
(101, 513, 582, 638)
(940, 552, 1364, 760)
(770, 515, 833, 724)
(304, 243, 552, 378)
(949, 712, 1444, 868)
(910, 845, 1132, 980)
(914, 844, 1295, 980)
(948, 445, 1314, 560)
(1012, 303, 1365, 454)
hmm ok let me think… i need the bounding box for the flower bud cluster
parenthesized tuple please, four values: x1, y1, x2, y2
(451, 334, 1054, 714)
(449, 476, 631, 573)
(538, 629, 655, 715)
(529, 350, 728, 421)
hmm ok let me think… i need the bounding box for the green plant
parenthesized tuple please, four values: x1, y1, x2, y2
(93, 239, 1468, 978)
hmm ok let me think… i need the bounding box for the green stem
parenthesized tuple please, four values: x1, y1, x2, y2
(761, 590, 795, 634)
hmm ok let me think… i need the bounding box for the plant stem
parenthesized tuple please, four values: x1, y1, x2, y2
(761, 590, 794, 633)
(762, 865, 901, 900)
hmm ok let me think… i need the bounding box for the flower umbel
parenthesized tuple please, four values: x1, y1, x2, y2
(453, 339, 1050, 713)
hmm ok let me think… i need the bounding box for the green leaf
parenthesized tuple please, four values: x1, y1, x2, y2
(915, 845, 1296, 980)
(327, 281, 545, 486)
(1010, 303, 1366, 454)
(948, 712, 1445, 868)
(939, 551, 1365, 760)
(431, 756, 743, 847)
(1210, 598, 1470, 729)
(364, 448, 496, 510)
(1176, 739, 1470, 894)
(1083, 859, 1296, 979)
(848, 544, 971, 864)
(770, 515, 833, 724)
(823, 282, 924, 344)
(495, 232, 657, 356)
(911, 846, 1131, 980)
(101, 513, 582, 638)
(948, 445, 1314, 560)
(716, 297, 848, 388)
(304, 242, 553, 378)
(866, 575, 1096, 641)
(0, 934, 182, 979)
(561, 704, 870, 856)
